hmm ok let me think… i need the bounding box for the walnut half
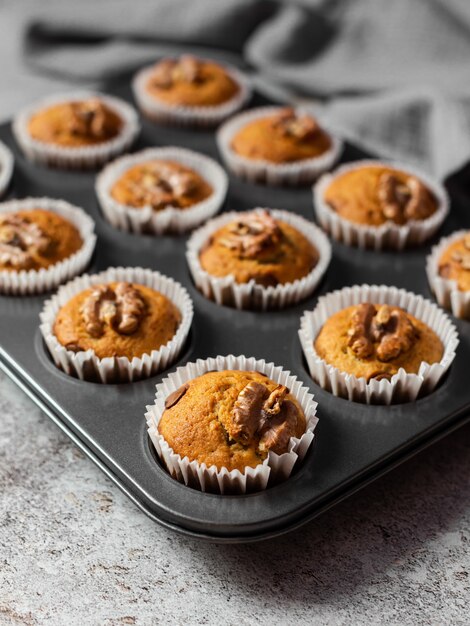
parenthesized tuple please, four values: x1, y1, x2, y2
(378, 173, 435, 224)
(347, 303, 419, 363)
(0, 214, 51, 268)
(219, 210, 282, 259)
(229, 380, 298, 454)
(271, 108, 319, 142)
(81, 282, 146, 338)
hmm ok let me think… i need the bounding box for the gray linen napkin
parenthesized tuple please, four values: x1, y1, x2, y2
(14, 0, 470, 180)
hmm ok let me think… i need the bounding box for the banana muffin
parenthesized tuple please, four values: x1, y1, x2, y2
(53, 281, 181, 359)
(158, 369, 306, 472)
(144, 55, 240, 107)
(323, 164, 438, 227)
(27, 98, 124, 148)
(0, 208, 83, 272)
(437, 231, 470, 292)
(230, 107, 332, 164)
(314, 303, 443, 381)
(199, 209, 319, 287)
(109, 159, 213, 212)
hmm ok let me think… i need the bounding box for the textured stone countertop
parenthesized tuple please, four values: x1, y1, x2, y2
(0, 8, 469, 624)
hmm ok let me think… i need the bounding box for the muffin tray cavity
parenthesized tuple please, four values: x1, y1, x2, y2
(1, 81, 470, 543)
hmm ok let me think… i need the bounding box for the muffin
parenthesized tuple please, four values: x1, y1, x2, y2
(437, 232, 470, 292)
(96, 147, 228, 234)
(40, 267, 193, 383)
(0, 197, 96, 295)
(426, 230, 470, 319)
(187, 208, 332, 310)
(0, 140, 14, 199)
(53, 282, 181, 360)
(159, 370, 306, 471)
(146, 355, 318, 493)
(299, 285, 459, 404)
(132, 55, 250, 127)
(314, 303, 443, 382)
(13, 92, 139, 169)
(314, 160, 449, 249)
(217, 106, 342, 186)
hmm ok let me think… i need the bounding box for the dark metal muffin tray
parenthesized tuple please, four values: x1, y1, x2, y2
(1, 81, 469, 543)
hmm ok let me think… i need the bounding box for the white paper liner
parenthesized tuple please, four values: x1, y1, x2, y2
(12, 91, 140, 170)
(145, 354, 318, 494)
(299, 284, 459, 404)
(96, 146, 228, 234)
(132, 61, 251, 127)
(0, 141, 14, 198)
(313, 160, 449, 250)
(186, 208, 332, 310)
(426, 230, 470, 320)
(216, 106, 343, 186)
(39, 267, 193, 383)
(0, 197, 96, 295)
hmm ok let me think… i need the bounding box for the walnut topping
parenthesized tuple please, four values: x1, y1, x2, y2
(151, 55, 204, 89)
(271, 108, 320, 142)
(230, 380, 297, 453)
(165, 383, 189, 409)
(67, 99, 114, 139)
(0, 214, 51, 268)
(378, 173, 435, 223)
(218, 210, 283, 259)
(81, 282, 146, 338)
(129, 164, 199, 210)
(347, 303, 419, 362)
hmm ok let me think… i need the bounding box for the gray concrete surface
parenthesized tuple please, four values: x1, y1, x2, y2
(0, 3, 469, 625)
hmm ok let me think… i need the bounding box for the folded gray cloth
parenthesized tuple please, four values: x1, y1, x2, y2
(17, 0, 470, 180)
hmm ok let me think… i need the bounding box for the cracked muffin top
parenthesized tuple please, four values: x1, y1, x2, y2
(314, 303, 443, 382)
(53, 281, 181, 359)
(145, 55, 240, 107)
(438, 232, 470, 292)
(0, 209, 83, 272)
(158, 370, 306, 472)
(199, 210, 319, 287)
(230, 107, 332, 164)
(110, 159, 213, 211)
(323, 165, 438, 227)
(28, 98, 123, 147)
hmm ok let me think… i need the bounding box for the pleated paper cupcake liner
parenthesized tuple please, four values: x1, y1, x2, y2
(426, 230, 470, 320)
(39, 267, 193, 384)
(313, 160, 449, 250)
(145, 354, 318, 494)
(96, 146, 228, 234)
(0, 197, 96, 295)
(216, 106, 343, 186)
(186, 208, 332, 310)
(0, 140, 14, 198)
(132, 62, 251, 128)
(299, 284, 459, 404)
(12, 91, 140, 170)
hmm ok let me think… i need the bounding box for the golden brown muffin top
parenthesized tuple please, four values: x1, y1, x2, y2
(230, 107, 332, 164)
(145, 55, 240, 107)
(199, 210, 319, 287)
(53, 281, 181, 359)
(323, 165, 438, 227)
(0, 209, 83, 272)
(314, 303, 443, 381)
(28, 98, 123, 147)
(438, 233, 470, 292)
(158, 370, 306, 472)
(110, 159, 213, 211)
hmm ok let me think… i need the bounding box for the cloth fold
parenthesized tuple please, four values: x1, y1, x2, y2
(15, 0, 470, 180)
